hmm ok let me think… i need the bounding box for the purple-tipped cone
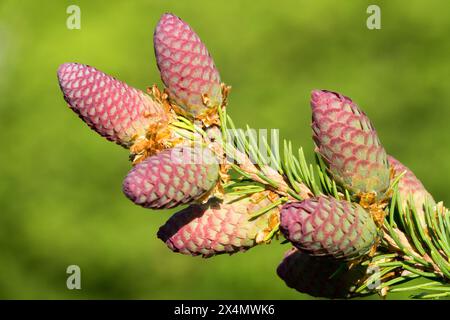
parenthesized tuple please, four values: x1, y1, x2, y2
(58, 63, 169, 147)
(277, 248, 367, 299)
(388, 155, 435, 217)
(154, 13, 222, 118)
(280, 196, 378, 260)
(157, 192, 279, 257)
(311, 90, 390, 195)
(122, 146, 219, 209)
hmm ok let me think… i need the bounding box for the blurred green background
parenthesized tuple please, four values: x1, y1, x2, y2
(0, 0, 448, 299)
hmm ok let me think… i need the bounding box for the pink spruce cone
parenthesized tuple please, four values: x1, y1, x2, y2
(154, 13, 222, 118)
(277, 248, 367, 299)
(122, 146, 219, 209)
(280, 196, 378, 260)
(58, 63, 169, 147)
(388, 155, 435, 216)
(157, 192, 279, 257)
(311, 90, 390, 196)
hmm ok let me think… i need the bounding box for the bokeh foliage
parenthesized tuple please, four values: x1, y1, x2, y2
(0, 0, 448, 299)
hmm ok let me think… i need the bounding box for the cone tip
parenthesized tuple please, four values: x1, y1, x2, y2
(157, 12, 183, 26)
(311, 89, 352, 107)
(57, 62, 78, 79)
(310, 89, 332, 107)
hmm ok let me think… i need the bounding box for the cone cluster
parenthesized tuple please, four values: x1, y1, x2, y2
(57, 13, 278, 260)
(57, 13, 439, 299)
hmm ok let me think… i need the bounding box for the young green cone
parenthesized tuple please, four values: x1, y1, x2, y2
(157, 192, 279, 257)
(122, 146, 219, 209)
(276, 248, 367, 299)
(311, 90, 390, 196)
(280, 196, 378, 260)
